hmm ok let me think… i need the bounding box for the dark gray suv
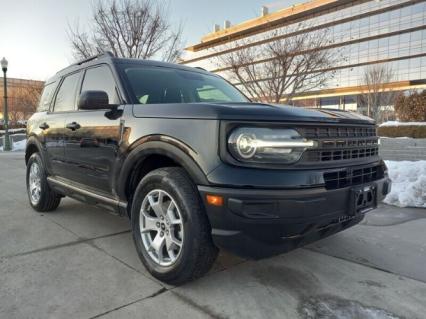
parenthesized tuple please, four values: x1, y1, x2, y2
(25, 52, 391, 284)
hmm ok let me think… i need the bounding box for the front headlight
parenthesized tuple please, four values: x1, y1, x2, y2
(228, 127, 316, 164)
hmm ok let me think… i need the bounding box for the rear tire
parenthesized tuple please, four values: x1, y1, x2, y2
(131, 167, 218, 285)
(26, 153, 61, 212)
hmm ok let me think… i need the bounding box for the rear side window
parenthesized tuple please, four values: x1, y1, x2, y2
(53, 72, 81, 112)
(81, 65, 120, 104)
(37, 82, 56, 112)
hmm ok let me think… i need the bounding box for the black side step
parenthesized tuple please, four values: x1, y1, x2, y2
(47, 176, 127, 216)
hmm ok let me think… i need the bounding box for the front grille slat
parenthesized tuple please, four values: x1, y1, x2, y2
(323, 164, 384, 190)
(298, 125, 379, 165)
(306, 147, 378, 163)
(299, 126, 376, 139)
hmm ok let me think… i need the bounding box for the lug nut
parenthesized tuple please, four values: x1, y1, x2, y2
(160, 215, 164, 220)
(156, 222, 160, 228)
(160, 231, 164, 237)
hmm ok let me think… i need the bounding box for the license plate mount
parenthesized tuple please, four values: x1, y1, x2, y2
(350, 184, 377, 215)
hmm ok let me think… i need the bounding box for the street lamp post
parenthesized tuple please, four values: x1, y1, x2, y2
(1, 57, 11, 151)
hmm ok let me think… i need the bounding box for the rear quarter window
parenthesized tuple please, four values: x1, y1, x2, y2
(37, 82, 57, 112)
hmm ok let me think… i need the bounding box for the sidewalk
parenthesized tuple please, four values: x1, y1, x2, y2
(1, 152, 425, 319)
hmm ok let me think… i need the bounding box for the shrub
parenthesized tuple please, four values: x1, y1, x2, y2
(394, 90, 426, 122)
(378, 125, 426, 138)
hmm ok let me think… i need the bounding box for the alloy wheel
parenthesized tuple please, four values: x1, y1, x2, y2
(29, 162, 42, 205)
(139, 189, 184, 266)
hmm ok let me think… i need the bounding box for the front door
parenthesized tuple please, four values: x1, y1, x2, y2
(63, 65, 123, 195)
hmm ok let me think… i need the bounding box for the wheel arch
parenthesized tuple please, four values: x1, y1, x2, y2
(25, 136, 43, 165)
(117, 136, 209, 215)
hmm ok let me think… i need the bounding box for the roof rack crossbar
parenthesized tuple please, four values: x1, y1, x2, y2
(74, 51, 114, 66)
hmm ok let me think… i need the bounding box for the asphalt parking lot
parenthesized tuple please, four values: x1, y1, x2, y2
(1, 152, 426, 319)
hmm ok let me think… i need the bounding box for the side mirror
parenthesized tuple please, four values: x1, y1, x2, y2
(78, 90, 111, 110)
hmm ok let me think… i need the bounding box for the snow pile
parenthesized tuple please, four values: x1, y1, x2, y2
(12, 139, 27, 151)
(380, 121, 426, 127)
(0, 139, 26, 152)
(384, 160, 426, 208)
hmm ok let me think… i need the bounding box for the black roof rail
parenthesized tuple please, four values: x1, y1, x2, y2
(55, 51, 115, 75)
(74, 51, 115, 66)
(194, 66, 207, 71)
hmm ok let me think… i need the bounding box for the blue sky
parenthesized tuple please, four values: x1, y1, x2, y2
(0, 0, 296, 81)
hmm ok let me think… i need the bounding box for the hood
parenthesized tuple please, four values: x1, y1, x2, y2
(132, 102, 375, 125)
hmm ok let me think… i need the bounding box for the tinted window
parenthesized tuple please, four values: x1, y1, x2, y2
(122, 66, 248, 104)
(54, 72, 81, 112)
(38, 82, 57, 112)
(81, 65, 119, 104)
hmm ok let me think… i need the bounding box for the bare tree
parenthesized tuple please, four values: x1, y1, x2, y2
(8, 85, 43, 121)
(1, 85, 41, 122)
(360, 64, 397, 122)
(215, 27, 339, 103)
(68, 0, 184, 62)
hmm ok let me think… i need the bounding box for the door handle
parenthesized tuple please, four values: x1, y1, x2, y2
(66, 122, 81, 131)
(39, 122, 49, 130)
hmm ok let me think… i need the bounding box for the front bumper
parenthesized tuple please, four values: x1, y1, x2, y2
(198, 176, 391, 259)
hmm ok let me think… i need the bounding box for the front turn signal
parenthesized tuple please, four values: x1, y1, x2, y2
(206, 194, 224, 207)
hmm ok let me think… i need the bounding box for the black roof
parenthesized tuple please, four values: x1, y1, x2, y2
(48, 52, 210, 84)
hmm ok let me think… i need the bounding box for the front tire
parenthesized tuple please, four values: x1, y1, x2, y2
(131, 167, 218, 285)
(26, 153, 61, 212)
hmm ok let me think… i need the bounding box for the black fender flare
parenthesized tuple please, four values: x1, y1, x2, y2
(116, 135, 209, 201)
(25, 135, 44, 164)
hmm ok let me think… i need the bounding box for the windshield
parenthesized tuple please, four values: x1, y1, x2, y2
(121, 65, 249, 104)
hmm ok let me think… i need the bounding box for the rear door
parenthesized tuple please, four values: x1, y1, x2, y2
(42, 72, 82, 177)
(63, 64, 123, 194)
(35, 81, 58, 174)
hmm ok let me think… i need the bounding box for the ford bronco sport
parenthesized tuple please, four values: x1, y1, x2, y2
(26, 52, 391, 284)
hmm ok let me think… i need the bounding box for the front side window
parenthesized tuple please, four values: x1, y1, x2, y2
(54, 72, 81, 112)
(121, 65, 248, 104)
(38, 82, 57, 112)
(81, 65, 120, 105)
